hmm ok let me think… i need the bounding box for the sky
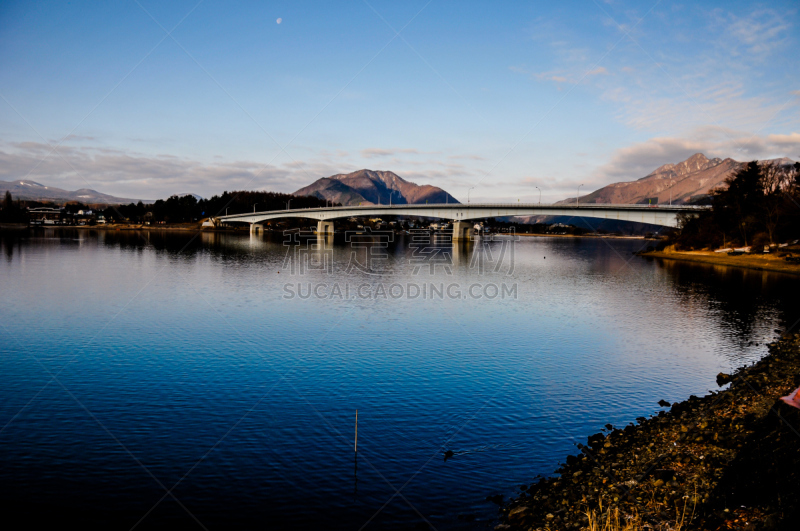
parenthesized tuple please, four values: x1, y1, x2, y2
(0, 0, 798, 202)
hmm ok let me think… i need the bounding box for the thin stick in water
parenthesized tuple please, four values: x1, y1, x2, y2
(355, 410, 358, 453)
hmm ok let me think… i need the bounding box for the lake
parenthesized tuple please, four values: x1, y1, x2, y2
(0, 229, 796, 530)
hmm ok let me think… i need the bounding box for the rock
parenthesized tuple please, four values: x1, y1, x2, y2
(546, 513, 555, 520)
(717, 372, 733, 386)
(658, 399, 671, 407)
(508, 506, 529, 519)
(486, 494, 504, 505)
(655, 469, 677, 481)
(589, 433, 605, 444)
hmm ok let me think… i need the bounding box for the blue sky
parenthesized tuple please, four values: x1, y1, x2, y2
(1, 0, 798, 201)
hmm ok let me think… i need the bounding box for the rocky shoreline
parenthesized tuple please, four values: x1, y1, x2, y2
(497, 333, 800, 531)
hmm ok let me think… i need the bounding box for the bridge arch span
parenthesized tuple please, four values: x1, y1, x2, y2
(216, 203, 706, 229)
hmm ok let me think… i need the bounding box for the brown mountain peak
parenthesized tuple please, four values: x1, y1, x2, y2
(560, 152, 743, 206)
(679, 153, 716, 173)
(686, 153, 709, 163)
(294, 169, 457, 205)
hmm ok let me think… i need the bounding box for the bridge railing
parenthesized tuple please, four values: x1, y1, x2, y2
(216, 203, 707, 220)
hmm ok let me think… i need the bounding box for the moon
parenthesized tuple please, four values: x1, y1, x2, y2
(276, 18, 282, 24)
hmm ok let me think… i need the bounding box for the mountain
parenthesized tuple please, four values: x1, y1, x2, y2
(516, 154, 796, 233)
(559, 154, 796, 206)
(294, 169, 458, 206)
(0, 179, 150, 204)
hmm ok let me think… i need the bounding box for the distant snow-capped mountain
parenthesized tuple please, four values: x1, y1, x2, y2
(0, 179, 151, 204)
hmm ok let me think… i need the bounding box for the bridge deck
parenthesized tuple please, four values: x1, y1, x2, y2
(216, 203, 706, 228)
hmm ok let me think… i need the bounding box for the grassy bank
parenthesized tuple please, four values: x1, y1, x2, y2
(498, 333, 800, 531)
(639, 249, 800, 276)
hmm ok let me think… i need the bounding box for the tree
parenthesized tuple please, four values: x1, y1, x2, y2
(671, 159, 800, 250)
(794, 162, 800, 188)
(711, 161, 764, 246)
(759, 162, 792, 244)
(1, 191, 23, 223)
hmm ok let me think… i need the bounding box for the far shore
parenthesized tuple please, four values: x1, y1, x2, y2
(5, 223, 239, 232)
(6, 223, 654, 239)
(640, 249, 800, 276)
(516, 232, 651, 240)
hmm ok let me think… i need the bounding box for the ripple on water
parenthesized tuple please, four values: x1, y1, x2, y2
(0, 232, 796, 529)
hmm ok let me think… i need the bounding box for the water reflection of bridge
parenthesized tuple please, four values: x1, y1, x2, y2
(216, 203, 706, 240)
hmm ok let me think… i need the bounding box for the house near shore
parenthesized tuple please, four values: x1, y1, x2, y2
(28, 206, 63, 225)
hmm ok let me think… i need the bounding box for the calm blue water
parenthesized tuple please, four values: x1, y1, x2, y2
(1, 229, 796, 530)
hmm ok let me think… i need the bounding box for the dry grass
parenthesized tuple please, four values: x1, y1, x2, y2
(585, 495, 694, 531)
(586, 507, 642, 531)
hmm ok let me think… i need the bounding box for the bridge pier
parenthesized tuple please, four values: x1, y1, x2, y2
(250, 223, 262, 234)
(452, 220, 473, 241)
(317, 220, 334, 236)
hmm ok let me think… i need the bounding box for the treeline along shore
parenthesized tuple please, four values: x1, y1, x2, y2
(497, 333, 800, 531)
(672, 160, 799, 251)
(637, 160, 800, 276)
(0, 189, 334, 226)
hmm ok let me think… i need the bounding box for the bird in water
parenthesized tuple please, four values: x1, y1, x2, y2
(779, 385, 800, 410)
(444, 450, 454, 461)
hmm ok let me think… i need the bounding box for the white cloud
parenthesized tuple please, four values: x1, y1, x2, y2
(767, 132, 800, 150)
(601, 73, 800, 133)
(514, 6, 799, 134)
(587, 66, 609, 76)
(717, 8, 792, 56)
(0, 140, 484, 200)
(509, 65, 606, 85)
(0, 142, 331, 199)
(361, 148, 421, 158)
(448, 154, 484, 161)
(360, 147, 445, 159)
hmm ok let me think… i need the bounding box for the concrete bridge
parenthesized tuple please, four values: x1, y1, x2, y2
(215, 203, 706, 240)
